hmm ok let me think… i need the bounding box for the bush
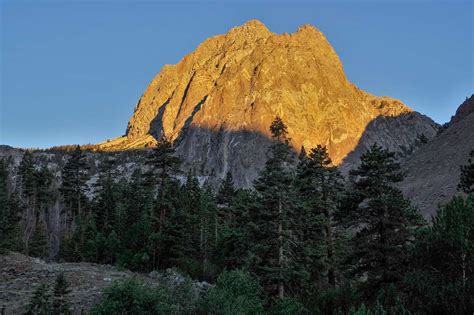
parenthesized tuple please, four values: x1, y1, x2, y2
(25, 273, 72, 315)
(203, 269, 264, 315)
(301, 284, 360, 314)
(26, 284, 51, 315)
(90, 277, 199, 315)
(270, 297, 307, 315)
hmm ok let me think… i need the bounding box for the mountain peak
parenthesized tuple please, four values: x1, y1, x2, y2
(241, 19, 268, 30)
(97, 21, 436, 186)
(226, 19, 271, 39)
(297, 23, 319, 33)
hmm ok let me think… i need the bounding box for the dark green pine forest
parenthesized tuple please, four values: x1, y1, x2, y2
(1, 117, 473, 314)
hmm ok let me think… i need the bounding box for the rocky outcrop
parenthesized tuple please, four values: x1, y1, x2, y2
(340, 112, 438, 174)
(400, 95, 474, 218)
(446, 94, 474, 126)
(96, 20, 438, 186)
(0, 252, 134, 314)
(0, 252, 211, 314)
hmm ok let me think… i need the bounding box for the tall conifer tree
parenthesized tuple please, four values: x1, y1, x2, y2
(0, 158, 23, 252)
(145, 138, 181, 270)
(60, 145, 89, 223)
(252, 116, 298, 299)
(296, 145, 344, 287)
(344, 143, 422, 297)
(93, 156, 117, 234)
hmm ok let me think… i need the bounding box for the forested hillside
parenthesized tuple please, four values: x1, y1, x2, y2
(1, 117, 472, 314)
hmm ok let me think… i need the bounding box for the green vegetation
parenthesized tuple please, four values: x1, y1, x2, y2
(5, 117, 474, 313)
(26, 273, 72, 315)
(90, 277, 199, 315)
(26, 284, 51, 315)
(203, 270, 264, 315)
(459, 149, 474, 194)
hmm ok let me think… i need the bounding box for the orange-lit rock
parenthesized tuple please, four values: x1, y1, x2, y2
(97, 20, 438, 185)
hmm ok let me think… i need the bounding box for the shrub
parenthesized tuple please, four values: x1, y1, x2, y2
(90, 277, 199, 315)
(203, 269, 264, 315)
(270, 297, 307, 315)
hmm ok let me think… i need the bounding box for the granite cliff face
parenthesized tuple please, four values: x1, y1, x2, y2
(97, 20, 438, 186)
(400, 95, 474, 217)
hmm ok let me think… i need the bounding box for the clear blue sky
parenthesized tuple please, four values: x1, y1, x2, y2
(1, 0, 472, 148)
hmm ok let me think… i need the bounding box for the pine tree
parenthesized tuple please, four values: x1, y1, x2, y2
(0, 159, 12, 251)
(123, 169, 153, 229)
(0, 158, 9, 212)
(52, 272, 71, 315)
(60, 145, 89, 223)
(31, 166, 55, 258)
(18, 153, 56, 255)
(344, 143, 422, 297)
(429, 196, 473, 312)
(93, 156, 117, 234)
(144, 138, 182, 270)
(117, 169, 153, 271)
(105, 230, 120, 264)
(251, 116, 298, 299)
(18, 151, 38, 252)
(113, 200, 127, 247)
(213, 188, 256, 272)
(18, 151, 36, 199)
(214, 172, 236, 268)
(35, 166, 55, 220)
(459, 150, 474, 194)
(295, 145, 344, 287)
(29, 221, 49, 258)
(0, 158, 23, 252)
(146, 137, 181, 227)
(81, 215, 98, 262)
(26, 283, 52, 315)
(217, 171, 235, 206)
(204, 269, 264, 314)
(167, 170, 202, 276)
(199, 185, 218, 280)
(405, 196, 474, 313)
(58, 147, 90, 261)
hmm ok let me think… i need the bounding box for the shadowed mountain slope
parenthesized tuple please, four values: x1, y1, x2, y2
(400, 95, 474, 217)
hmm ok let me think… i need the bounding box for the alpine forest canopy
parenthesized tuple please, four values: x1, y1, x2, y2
(0, 117, 473, 314)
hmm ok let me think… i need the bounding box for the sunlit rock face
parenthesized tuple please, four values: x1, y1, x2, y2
(98, 20, 438, 186)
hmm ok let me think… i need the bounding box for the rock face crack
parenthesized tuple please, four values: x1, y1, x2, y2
(173, 72, 196, 130)
(177, 95, 209, 141)
(149, 96, 172, 140)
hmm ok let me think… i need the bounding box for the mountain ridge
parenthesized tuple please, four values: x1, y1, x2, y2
(400, 94, 474, 216)
(95, 20, 437, 185)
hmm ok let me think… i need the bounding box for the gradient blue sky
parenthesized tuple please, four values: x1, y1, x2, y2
(1, 0, 473, 148)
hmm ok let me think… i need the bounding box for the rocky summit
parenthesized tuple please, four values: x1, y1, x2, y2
(97, 20, 438, 186)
